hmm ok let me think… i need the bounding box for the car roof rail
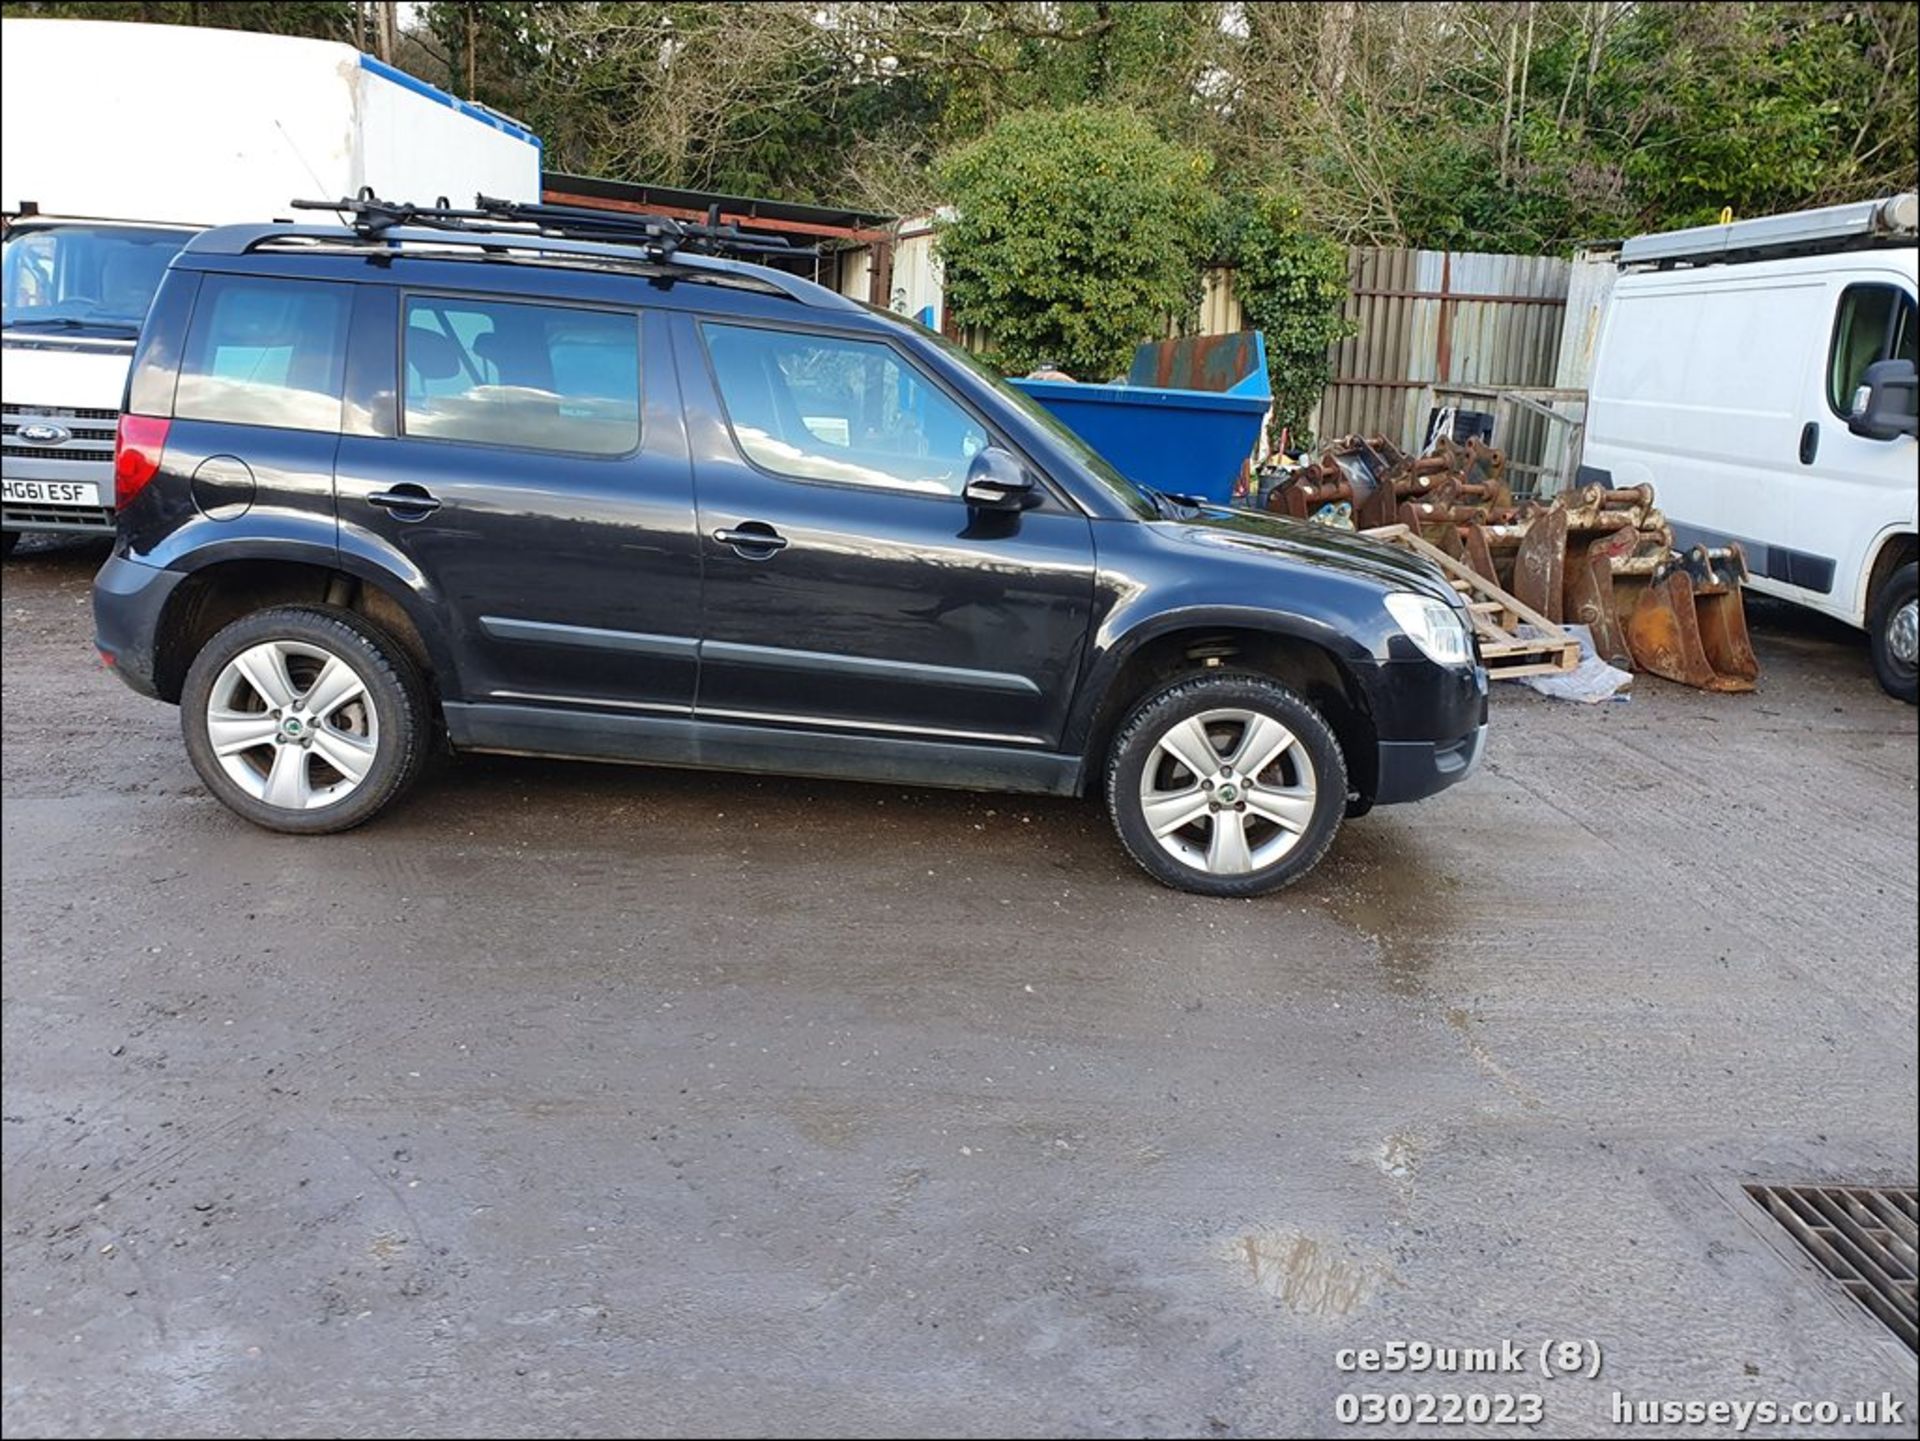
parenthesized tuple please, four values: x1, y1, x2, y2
(183, 191, 862, 311)
(299, 190, 813, 259)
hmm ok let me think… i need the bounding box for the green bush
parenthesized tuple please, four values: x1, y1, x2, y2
(933, 106, 1216, 380)
(1216, 193, 1354, 445)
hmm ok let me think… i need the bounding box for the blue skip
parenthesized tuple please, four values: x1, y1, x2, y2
(1011, 332, 1271, 504)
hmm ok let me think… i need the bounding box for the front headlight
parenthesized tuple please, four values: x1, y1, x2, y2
(1385, 592, 1474, 667)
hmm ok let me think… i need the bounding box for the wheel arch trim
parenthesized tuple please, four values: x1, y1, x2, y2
(1066, 604, 1372, 753)
(154, 535, 461, 701)
(1860, 526, 1919, 626)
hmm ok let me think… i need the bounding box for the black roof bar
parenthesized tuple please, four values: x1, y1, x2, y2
(288, 189, 813, 262)
(185, 222, 863, 313)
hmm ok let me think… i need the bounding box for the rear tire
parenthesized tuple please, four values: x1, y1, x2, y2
(1105, 673, 1347, 897)
(180, 605, 431, 833)
(1869, 561, 1918, 704)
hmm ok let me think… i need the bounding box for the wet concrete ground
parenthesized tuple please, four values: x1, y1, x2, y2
(3, 534, 1916, 1438)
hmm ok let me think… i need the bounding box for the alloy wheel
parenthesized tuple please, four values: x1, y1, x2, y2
(206, 640, 379, 810)
(1137, 706, 1318, 876)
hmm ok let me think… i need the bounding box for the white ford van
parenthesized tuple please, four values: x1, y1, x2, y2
(2, 18, 543, 555)
(1583, 195, 1918, 701)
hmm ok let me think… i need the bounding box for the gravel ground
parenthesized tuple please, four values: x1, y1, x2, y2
(4, 532, 1916, 1439)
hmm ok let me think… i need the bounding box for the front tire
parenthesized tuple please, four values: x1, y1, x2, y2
(1106, 673, 1347, 896)
(1, 530, 18, 558)
(179, 605, 431, 833)
(1868, 561, 1917, 704)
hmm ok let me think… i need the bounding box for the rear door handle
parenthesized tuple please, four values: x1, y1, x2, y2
(713, 522, 788, 558)
(366, 484, 441, 518)
(1798, 421, 1819, 465)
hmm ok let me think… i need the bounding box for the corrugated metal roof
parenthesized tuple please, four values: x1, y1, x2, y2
(542, 171, 895, 238)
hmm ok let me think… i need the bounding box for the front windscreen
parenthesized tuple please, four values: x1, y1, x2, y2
(2, 224, 192, 336)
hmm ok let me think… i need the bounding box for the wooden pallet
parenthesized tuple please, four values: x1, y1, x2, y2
(1362, 524, 1581, 678)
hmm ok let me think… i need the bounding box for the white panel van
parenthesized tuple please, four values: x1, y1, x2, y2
(2, 18, 542, 553)
(1584, 196, 1918, 701)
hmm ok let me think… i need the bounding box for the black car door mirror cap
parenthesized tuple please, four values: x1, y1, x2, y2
(1848, 358, 1920, 441)
(964, 446, 1038, 510)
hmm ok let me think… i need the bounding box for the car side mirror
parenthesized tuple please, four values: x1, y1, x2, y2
(1848, 357, 1919, 441)
(963, 446, 1037, 510)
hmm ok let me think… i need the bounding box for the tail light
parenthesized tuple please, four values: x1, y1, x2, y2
(113, 414, 171, 509)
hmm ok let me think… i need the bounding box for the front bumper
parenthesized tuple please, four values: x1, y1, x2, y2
(1357, 654, 1489, 806)
(1374, 722, 1488, 805)
(92, 550, 185, 700)
(3, 504, 117, 534)
(6, 436, 118, 533)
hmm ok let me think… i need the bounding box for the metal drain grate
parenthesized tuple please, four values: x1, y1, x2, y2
(1745, 1183, 1917, 1354)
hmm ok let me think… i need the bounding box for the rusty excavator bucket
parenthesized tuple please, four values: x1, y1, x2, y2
(1563, 526, 1642, 671)
(1512, 506, 1570, 618)
(1513, 486, 1653, 614)
(1510, 484, 1712, 675)
(1311, 436, 1762, 695)
(1621, 544, 1761, 693)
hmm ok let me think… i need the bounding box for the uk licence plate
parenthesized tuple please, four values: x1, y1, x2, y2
(2, 480, 101, 506)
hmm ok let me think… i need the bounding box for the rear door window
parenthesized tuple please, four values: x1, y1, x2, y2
(1828, 283, 1918, 416)
(175, 275, 351, 431)
(401, 295, 640, 456)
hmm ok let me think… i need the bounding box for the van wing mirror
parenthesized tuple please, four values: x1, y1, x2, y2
(1847, 357, 1919, 441)
(963, 446, 1038, 510)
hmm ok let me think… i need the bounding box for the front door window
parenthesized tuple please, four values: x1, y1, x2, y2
(701, 322, 989, 497)
(1828, 284, 1918, 417)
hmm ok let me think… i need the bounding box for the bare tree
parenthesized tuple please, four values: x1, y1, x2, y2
(372, 0, 398, 62)
(534, 4, 833, 188)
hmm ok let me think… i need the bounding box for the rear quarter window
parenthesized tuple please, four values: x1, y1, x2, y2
(174, 275, 351, 431)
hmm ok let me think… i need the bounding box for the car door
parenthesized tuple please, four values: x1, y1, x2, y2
(1798, 272, 1918, 621)
(334, 285, 702, 714)
(674, 313, 1095, 749)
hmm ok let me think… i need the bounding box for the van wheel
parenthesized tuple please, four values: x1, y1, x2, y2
(1, 531, 18, 558)
(180, 605, 431, 833)
(1869, 561, 1918, 704)
(1106, 673, 1347, 897)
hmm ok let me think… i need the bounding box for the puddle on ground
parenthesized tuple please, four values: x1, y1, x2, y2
(1321, 857, 1465, 998)
(1313, 843, 1546, 1111)
(1444, 1007, 1543, 1111)
(781, 1098, 868, 1151)
(881, 1165, 928, 1218)
(1229, 1226, 1391, 1318)
(1377, 1129, 1420, 1184)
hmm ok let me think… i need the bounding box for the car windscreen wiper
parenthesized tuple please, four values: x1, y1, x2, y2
(5, 316, 140, 334)
(1143, 485, 1209, 519)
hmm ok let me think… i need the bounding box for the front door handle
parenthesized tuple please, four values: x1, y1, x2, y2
(1798, 420, 1820, 465)
(366, 484, 441, 519)
(713, 522, 788, 558)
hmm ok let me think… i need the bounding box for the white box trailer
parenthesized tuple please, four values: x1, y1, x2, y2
(2, 17, 542, 549)
(1582, 195, 1919, 701)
